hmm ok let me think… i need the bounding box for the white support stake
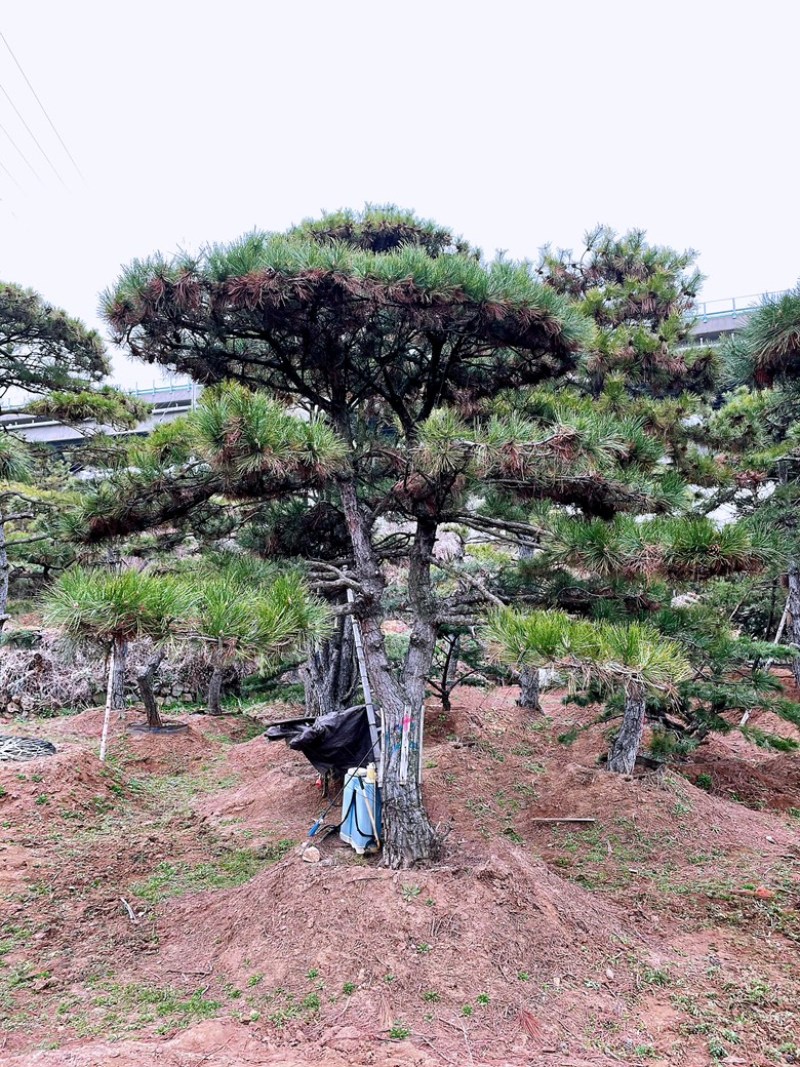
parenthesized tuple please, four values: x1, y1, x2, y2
(99, 646, 116, 763)
(377, 717, 386, 789)
(417, 702, 426, 785)
(399, 704, 412, 784)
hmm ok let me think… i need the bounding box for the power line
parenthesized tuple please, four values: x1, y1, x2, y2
(0, 30, 84, 182)
(0, 80, 67, 188)
(0, 151, 21, 189)
(0, 114, 41, 181)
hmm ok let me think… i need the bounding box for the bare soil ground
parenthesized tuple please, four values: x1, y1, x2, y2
(1, 689, 798, 1066)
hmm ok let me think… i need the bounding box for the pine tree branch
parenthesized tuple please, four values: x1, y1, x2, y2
(6, 533, 50, 546)
(432, 560, 506, 608)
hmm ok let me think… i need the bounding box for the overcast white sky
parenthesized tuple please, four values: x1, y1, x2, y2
(1, 0, 798, 391)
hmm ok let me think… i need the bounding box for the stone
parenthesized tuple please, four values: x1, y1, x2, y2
(302, 846, 321, 863)
(326, 1025, 363, 1051)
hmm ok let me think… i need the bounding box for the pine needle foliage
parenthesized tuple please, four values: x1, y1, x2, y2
(26, 387, 151, 430)
(184, 554, 331, 669)
(537, 226, 714, 395)
(537, 513, 778, 583)
(723, 287, 800, 387)
(484, 608, 690, 697)
(61, 383, 348, 544)
(0, 435, 33, 484)
(99, 208, 593, 435)
(43, 567, 191, 646)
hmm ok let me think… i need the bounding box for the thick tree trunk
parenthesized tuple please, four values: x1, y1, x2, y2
(517, 666, 541, 712)
(206, 641, 225, 715)
(607, 685, 647, 774)
(138, 650, 165, 730)
(301, 614, 356, 717)
(515, 543, 542, 712)
(0, 510, 9, 633)
(111, 637, 127, 713)
(340, 481, 440, 868)
(788, 561, 800, 689)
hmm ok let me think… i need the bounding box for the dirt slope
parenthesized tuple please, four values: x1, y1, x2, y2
(1, 690, 798, 1066)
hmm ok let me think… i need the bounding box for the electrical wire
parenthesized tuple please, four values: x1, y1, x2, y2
(0, 150, 20, 188)
(0, 81, 67, 188)
(0, 114, 40, 180)
(0, 30, 84, 182)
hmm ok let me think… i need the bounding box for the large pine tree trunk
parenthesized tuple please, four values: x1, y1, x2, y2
(111, 637, 127, 712)
(607, 685, 647, 774)
(515, 544, 541, 711)
(340, 482, 440, 869)
(788, 561, 800, 689)
(138, 651, 165, 729)
(301, 614, 356, 717)
(206, 641, 225, 715)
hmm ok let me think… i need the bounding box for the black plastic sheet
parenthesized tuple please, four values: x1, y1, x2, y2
(265, 705, 374, 776)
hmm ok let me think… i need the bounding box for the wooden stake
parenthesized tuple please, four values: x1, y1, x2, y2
(529, 817, 596, 824)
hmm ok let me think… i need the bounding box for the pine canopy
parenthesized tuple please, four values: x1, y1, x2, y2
(101, 207, 592, 430)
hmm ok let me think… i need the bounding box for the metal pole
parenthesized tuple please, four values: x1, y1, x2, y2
(346, 588, 381, 770)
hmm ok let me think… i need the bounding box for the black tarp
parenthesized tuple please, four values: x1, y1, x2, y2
(264, 704, 375, 776)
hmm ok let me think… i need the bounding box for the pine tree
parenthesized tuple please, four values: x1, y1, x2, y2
(713, 286, 800, 685)
(484, 609, 691, 773)
(79, 207, 698, 867)
(182, 555, 331, 715)
(44, 568, 191, 753)
(0, 282, 106, 398)
(0, 284, 147, 633)
(480, 229, 782, 760)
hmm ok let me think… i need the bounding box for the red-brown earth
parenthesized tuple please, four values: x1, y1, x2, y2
(1, 688, 798, 1066)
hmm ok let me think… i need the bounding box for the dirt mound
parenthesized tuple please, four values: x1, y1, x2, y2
(3, 683, 799, 1066)
(193, 733, 319, 842)
(42, 705, 220, 773)
(0, 745, 119, 822)
(527, 760, 796, 852)
(151, 839, 627, 1056)
(684, 751, 800, 813)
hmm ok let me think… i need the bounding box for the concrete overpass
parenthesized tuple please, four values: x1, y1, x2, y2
(689, 291, 788, 342)
(0, 382, 199, 447)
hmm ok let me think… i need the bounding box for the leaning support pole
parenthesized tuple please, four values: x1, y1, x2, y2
(774, 594, 791, 645)
(346, 588, 382, 772)
(99, 645, 116, 763)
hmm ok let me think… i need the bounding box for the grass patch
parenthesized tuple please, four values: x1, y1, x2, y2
(132, 842, 293, 904)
